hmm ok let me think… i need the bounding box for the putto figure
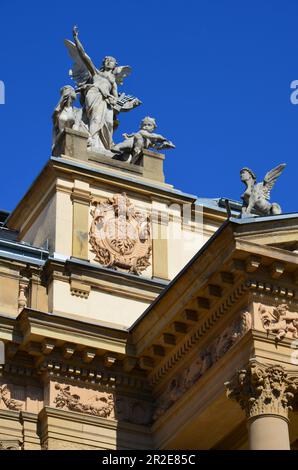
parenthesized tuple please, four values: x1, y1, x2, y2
(112, 116, 175, 164)
(240, 164, 286, 217)
(64, 26, 141, 151)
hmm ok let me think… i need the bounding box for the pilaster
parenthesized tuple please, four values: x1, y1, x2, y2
(71, 180, 91, 260)
(152, 204, 168, 280)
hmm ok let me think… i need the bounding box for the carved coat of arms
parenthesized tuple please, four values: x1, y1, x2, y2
(89, 193, 151, 274)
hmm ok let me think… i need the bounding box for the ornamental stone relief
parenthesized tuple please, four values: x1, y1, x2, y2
(0, 382, 43, 413)
(53, 384, 114, 418)
(89, 193, 151, 275)
(0, 384, 23, 411)
(18, 276, 29, 313)
(259, 303, 298, 341)
(153, 310, 252, 420)
(225, 360, 298, 419)
(52, 383, 152, 424)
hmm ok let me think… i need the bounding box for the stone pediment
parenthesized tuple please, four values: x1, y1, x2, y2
(131, 215, 298, 356)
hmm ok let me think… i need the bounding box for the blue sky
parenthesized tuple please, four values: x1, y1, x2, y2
(0, 0, 298, 213)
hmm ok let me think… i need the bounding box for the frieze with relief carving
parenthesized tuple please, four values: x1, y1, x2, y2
(0, 380, 43, 413)
(53, 384, 114, 418)
(153, 310, 252, 420)
(89, 193, 151, 274)
(0, 384, 23, 411)
(53, 383, 152, 424)
(259, 303, 298, 341)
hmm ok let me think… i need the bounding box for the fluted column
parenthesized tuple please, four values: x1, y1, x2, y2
(225, 360, 298, 450)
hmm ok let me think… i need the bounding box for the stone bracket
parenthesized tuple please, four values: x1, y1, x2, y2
(70, 279, 91, 299)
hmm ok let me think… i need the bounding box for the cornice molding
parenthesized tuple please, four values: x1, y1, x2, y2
(149, 281, 249, 386)
(38, 362, 150, 394)
(247, 278, 298, 301)
(42, 256, 166, 301)
(52, 157, 197, 205)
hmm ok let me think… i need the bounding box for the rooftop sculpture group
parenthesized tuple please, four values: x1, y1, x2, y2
(52, 26, 175, 164)
(52, 27, 287, 219)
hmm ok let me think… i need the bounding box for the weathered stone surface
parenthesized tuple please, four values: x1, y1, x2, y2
(225, 360, 298, 420)
(112, 116, 175, 164)
(89, 193, 151, 275)
(61, 26, 141, 152)
(240, 164, 286, 217)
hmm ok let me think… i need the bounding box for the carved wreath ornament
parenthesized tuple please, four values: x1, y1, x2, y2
(54, 384, 114, 418)
(89, 193, 151, 274)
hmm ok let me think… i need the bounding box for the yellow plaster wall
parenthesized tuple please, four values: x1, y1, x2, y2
(22, 196, 56, 252)
(51, 280, 150, 327)
(55, 189, 73, 257)
(0, 264, 19, 317)
(167, 205, 206, 279)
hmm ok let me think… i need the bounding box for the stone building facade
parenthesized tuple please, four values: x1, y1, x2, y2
(0, 129, 297, 450)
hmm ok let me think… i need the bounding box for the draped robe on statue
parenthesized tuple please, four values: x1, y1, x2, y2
(84, 73, 115, 150)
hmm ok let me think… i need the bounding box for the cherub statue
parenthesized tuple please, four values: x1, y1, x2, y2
(64, 26, 141, 151)
(240, 164, 286, 217)
(112, 116, 175, 164)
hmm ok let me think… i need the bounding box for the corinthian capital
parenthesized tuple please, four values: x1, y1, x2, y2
(225, 360, 298, 420)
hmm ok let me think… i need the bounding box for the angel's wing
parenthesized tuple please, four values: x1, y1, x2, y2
(262, 163, 286, 200)
(64, 39, 91, 86)
(113, 65, 132, 85)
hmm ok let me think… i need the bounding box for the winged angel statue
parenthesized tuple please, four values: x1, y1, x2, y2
(240, 164, 286, 217)
(63, 26, 141, 151)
